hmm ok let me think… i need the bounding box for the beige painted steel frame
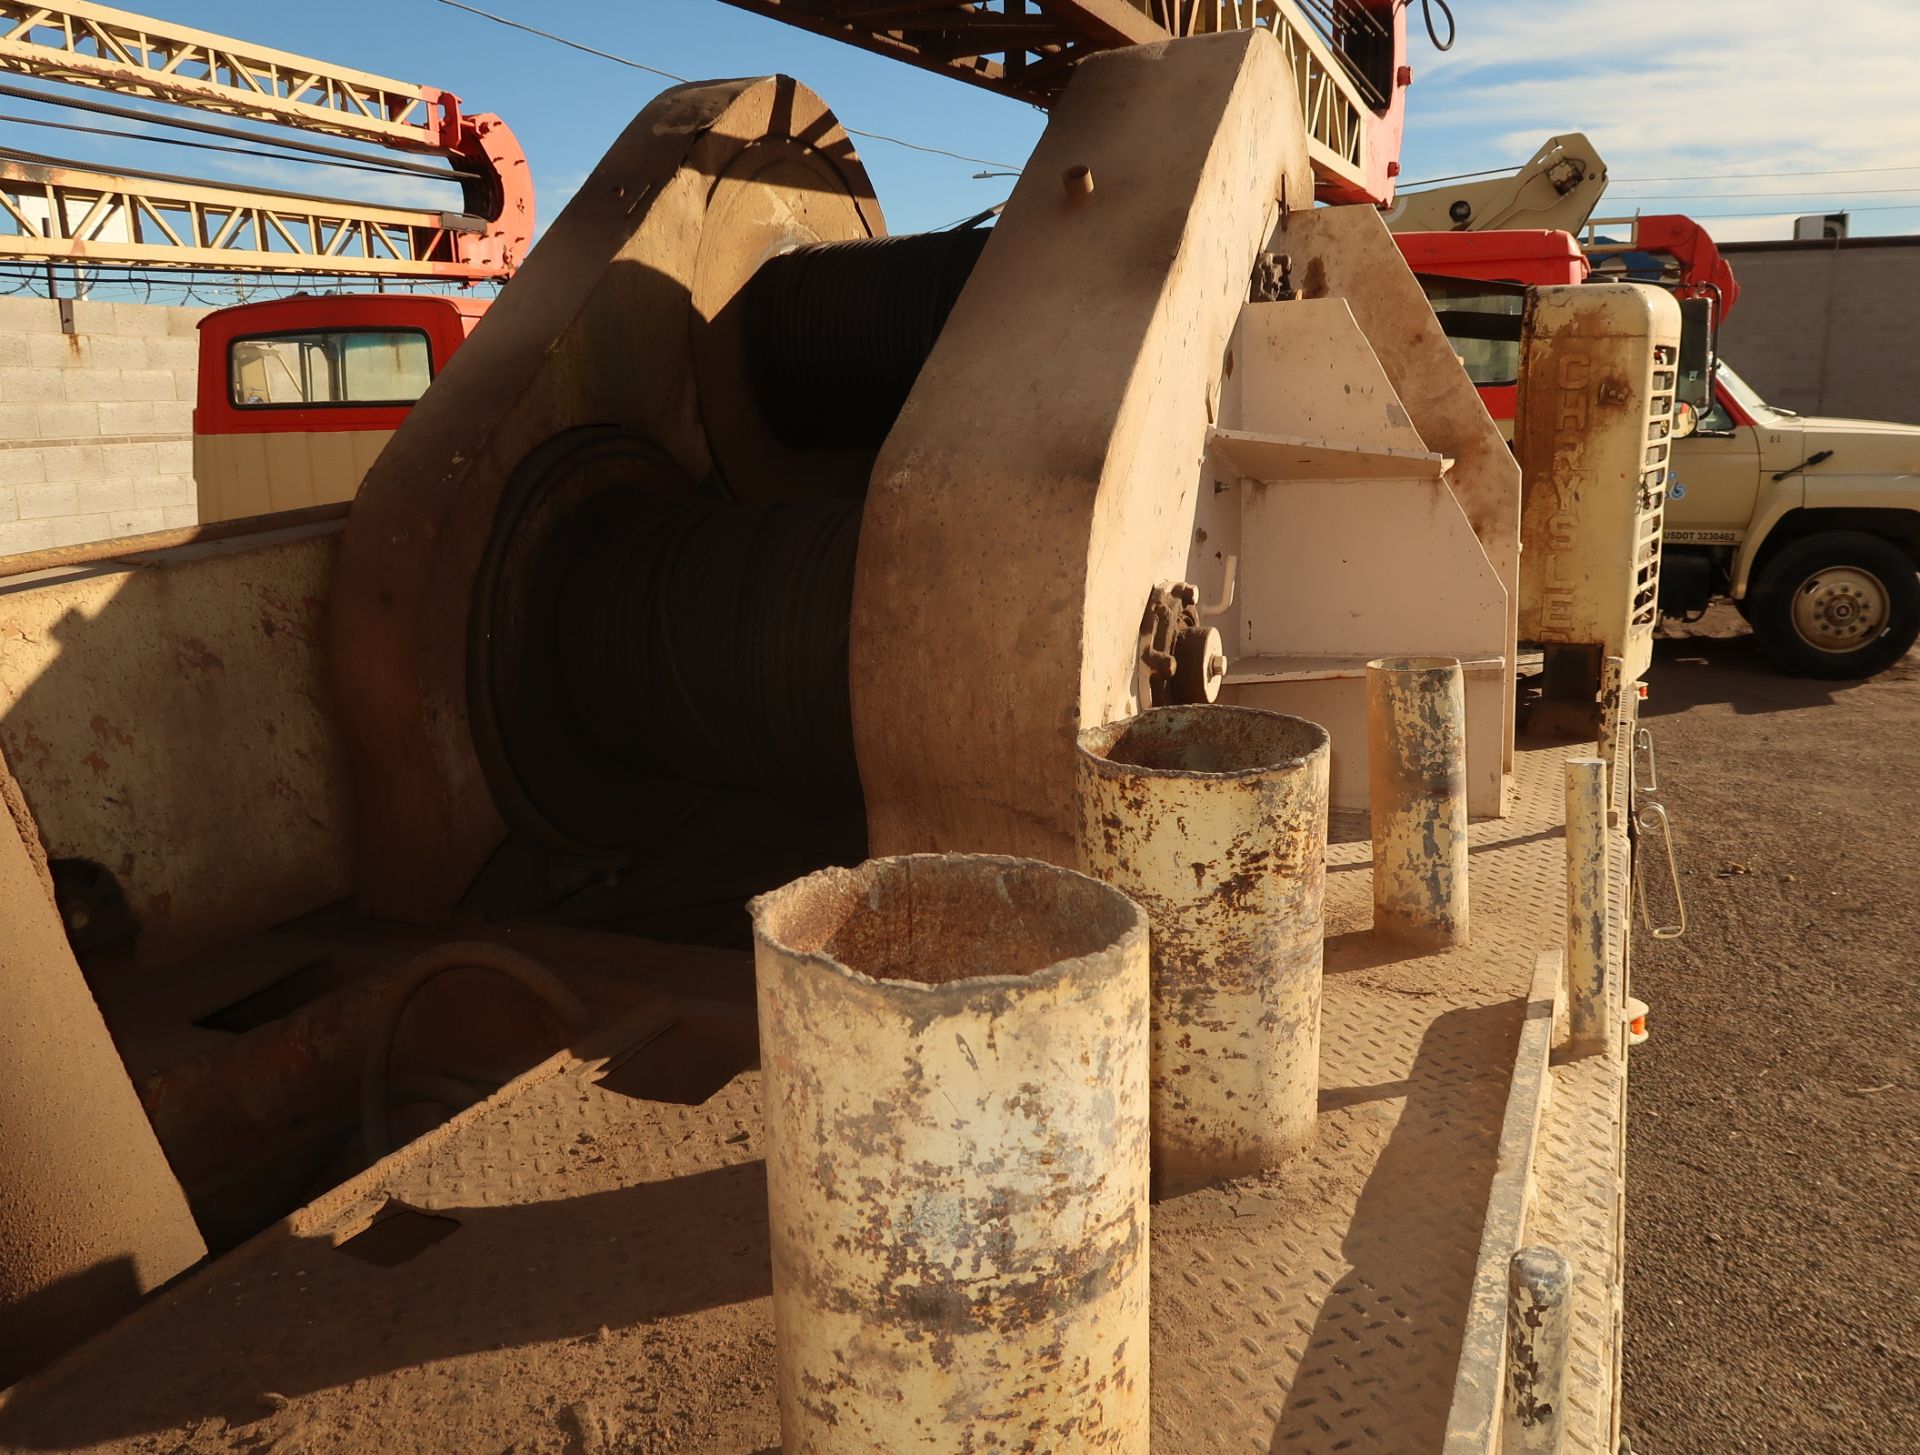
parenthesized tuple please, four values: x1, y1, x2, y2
(1254, 202, 1525, 809)
(0, 520, 355, 967)
(1131, 0, 1377, 195)
(1198, 223, 1528, 825)
(331, 75, 886, 916)
(1202, 289, 1513, 816)
(0, 155, 486, 275)
(853, 30, 1313, 867)
(1386, 133, 1609, 236)
(0, 1, 440, 147)
(0, 2, 531, 277)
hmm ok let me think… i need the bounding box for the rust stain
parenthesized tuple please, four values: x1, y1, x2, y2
(1076, 705, 1330, 1196)
(1368, 659, 1470, 949)
(751, 854, 1150, 1449)
(1300, 255, 1329, 300)
(8, 729, 56, 774)
(88, 714, 135, 748)
(175, 638, 225, 673)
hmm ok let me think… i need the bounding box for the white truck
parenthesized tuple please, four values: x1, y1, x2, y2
(1661, 359, 1920, 676)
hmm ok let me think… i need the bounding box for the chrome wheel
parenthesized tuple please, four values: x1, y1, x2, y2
(1790, 566, 1889, 653)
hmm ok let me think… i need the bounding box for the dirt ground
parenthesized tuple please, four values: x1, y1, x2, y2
(1624, 605, 1920, 1454)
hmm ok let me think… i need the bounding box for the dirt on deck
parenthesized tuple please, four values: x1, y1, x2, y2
(1625, 607, 1920, 1454)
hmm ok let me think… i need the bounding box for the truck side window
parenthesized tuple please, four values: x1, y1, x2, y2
(1416, 277, 1526, 387)
(229, 329, 433, 408)
(1698, 393, 1735, 434)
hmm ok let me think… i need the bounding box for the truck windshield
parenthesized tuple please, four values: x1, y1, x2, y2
(1715, 361, 1792, 420)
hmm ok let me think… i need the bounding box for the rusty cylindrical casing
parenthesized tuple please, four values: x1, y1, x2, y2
(1564, 757, 1611, 1055)
(1075, 705, 1330, 1196)
(0, 802, 206, 1386)
(1503, 1245, 1575, 1455)
(750, 854, 1150, 1453)
(1367, 656, 1470, 949)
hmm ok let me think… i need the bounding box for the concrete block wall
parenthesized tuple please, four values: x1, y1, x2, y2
(0, 297, 207, 557)
(1717, 239, 1920, 427)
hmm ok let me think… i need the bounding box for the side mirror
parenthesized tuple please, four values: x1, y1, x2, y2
(1672, 400, 1699, 440)
(1677, 299, 1715, 409)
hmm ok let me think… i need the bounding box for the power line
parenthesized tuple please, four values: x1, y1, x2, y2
(0, 261, 487, 289)
(1399, 164, 1512, 188)
(0, 259, 496, 305)
(433, 0, 686, 81)
(1644, 202, 1920, 220)
(1614, 162, 1920, 184)
(1404, 159, 1920, 191)
(429, 0, 1024, 172)
(1612, 186, 1920, 202)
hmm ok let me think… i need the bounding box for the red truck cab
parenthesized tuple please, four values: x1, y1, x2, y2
(194, 293, 489, 521)
(1396, 230, 1589, 427)
(1398, 218, 1727, 431)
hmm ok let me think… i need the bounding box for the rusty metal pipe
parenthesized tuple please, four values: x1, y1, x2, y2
(1564, 757, 1611, 1056)
(1075, 705, 1330, 1197)
(1503, 1245, 1574, 1455)
(750, 854, 1150, 1453)
(1367, 656, 1470, 949)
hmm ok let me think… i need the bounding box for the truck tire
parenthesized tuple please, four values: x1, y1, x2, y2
(1748, 531, 1920, 678)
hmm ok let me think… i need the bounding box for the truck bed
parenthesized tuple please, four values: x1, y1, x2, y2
(0, 739, 1631, 1455)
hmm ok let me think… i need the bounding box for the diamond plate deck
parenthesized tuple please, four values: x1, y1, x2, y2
(1530, 1053, 1626, 1455)
(1149, 745, 1573, 1453)
(0, 742, 1634, 1455)
(1522, 726, 1636, 1455)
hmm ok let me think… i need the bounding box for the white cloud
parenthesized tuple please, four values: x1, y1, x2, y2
(1403, 1, 1920, 236)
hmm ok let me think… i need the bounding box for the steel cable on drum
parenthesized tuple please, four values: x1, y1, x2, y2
(557, 497, 865, 814)
(744, 228, 991, 450)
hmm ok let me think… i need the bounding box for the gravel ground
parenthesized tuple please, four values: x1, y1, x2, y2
(1623, 607, 1920, 1454)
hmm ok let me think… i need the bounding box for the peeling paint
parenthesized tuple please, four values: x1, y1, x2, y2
(1367, 657, 1470, 949)
(751, 854, 1150, 1452)
(1564, 758, 1610, 1055)
(1075, 705, 1329, 1196)
(1503, 1245, 1573, 1453)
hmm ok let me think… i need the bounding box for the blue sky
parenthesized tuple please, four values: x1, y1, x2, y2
(3, 0, 1917, 283)
(1400, 1, 1920, 242)
(0, 1, 1051, 246)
